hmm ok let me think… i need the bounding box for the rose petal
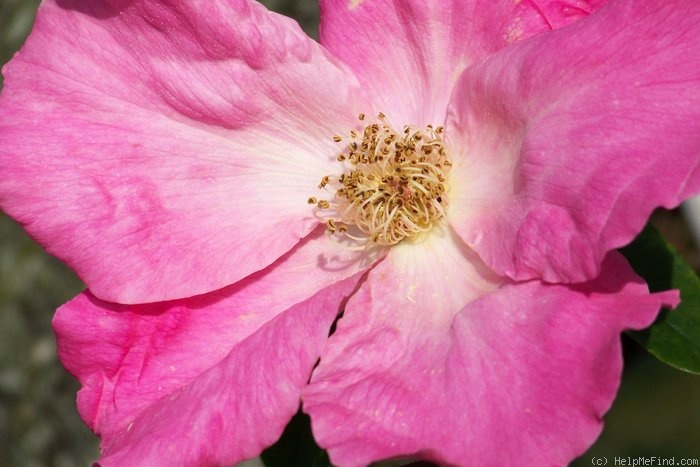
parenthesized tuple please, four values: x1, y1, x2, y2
(53, 231, 370, 465)
(447, 0, 700, 283)
(318, 0, 606, 126)
(304, 250, 677, 466)
(507, 0, 608, 36)
(0, 0, 365, 303)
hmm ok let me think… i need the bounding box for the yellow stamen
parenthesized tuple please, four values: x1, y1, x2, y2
(310, 112, 451, 248)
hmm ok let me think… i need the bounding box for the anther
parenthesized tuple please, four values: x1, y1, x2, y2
(309, 113, 451, 248)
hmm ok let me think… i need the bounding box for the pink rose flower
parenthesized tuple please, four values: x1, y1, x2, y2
(1, 0, 698, 465)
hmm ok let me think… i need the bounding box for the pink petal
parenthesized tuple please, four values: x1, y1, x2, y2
(304, 249, 677, 466)
(447, 0, 700, 283)
(53, 231, 369, 466)
(0, 0, 366, 303)
(318, 0, 606, 126)
(507, 0, 608, 35)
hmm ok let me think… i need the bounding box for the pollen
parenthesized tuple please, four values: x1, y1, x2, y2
(311, 113, 451, 248)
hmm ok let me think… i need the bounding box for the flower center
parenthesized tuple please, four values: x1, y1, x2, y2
(310, 113, 452, 248)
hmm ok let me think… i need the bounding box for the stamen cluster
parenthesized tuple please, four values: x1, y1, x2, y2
(310, 113, 451, 248)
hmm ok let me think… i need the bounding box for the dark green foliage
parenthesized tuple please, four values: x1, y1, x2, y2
(261, 410, 330, 467)
(622, 225, 700, 374)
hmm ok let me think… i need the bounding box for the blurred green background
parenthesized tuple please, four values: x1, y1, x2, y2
(0, 1, 698, 465)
